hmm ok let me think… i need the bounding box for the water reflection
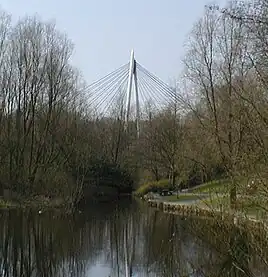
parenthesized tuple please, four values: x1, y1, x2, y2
(0, 199, 267, 277)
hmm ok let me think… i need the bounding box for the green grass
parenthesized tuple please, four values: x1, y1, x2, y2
(163, 193, 207, 202)
(137, 177, 268, 220)
(137, 177, 262, 197)
(191, 179, 231, 194)
(190, 178, 255, 194)
(237, 196, 268, 218)
(191, 177, 268, 218)
(197, 194, 268, 219)
(0, 196, 66, 210)
(198, 194, 229, 209)
(0, 198, 16, 208)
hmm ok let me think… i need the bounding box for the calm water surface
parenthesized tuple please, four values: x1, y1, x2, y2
(0, 199, 267, 277)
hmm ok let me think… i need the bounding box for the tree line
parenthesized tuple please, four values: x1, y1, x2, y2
(0, 10, 134, 204)
(139, 0, 268, 206)
(1, 0, 268, 206)
(180, 0, 268, 206)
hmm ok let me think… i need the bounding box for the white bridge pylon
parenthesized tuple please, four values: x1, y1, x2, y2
(124, 50, 140, 138)
(87, 50, 183, 139)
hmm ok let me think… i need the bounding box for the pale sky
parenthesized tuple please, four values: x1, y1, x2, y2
(0, 0, 227, 85)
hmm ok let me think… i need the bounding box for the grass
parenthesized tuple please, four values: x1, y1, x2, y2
(163, 193, 207, 202)
(0, 198, 17, 209)
(138, 177, 268, 220)
(191, 179, 231, 194)
(0, 196, 66, 210)
(190, 177, 257, 195)
(135, 178, 230, 197)
(197, 194, 268, 219)
(197, 194, 229, 209)
(137, 177, 251, 197)
(160, 176, 268, 219)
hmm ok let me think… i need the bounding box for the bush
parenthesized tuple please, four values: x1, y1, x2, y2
(84, 160, 134, 194)
(134, 179, 172, 197)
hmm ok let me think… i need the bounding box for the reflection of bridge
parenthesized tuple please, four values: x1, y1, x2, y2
(87, 50, 182, 137)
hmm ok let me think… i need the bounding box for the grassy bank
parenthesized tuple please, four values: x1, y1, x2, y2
(157, 193, 268, 220)
(197, 194, 268, 218)
(161, 193, 206, 202)
(0, 199, 17, 209)
(190, 178, 258, 194)
(138, 178, 268, 220)
(0, 196, 67, 210)
(190, 179, 230, 193)
(134, 178, 231, 197)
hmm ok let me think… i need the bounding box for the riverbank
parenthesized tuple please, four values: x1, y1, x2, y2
(0, 196, 67, 210)
(0, 193, 133, 211)
(137, 177, 268, 218)
(145, 198, 268, 235)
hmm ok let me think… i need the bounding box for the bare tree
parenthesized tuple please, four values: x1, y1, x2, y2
(183, 3, 250, 206)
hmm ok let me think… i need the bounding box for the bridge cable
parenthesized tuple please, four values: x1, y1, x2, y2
(88, 65, 129, 106)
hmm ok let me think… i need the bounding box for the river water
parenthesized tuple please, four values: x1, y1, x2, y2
(0, 198, 267, 277)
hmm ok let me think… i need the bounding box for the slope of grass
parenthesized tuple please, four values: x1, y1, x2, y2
(164, 193, 206, 202)
(197, 194, 229, 209)
(191, 179, 230, 193)
(0, 198, 16, 209)
(197, 194, 268, 219)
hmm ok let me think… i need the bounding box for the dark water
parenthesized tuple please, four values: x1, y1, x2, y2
(0, 199, 267, 277)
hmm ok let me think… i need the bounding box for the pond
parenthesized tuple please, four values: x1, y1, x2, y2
(0, 198, 267, 277)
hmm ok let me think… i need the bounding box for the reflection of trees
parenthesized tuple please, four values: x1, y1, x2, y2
(141, 210, 268, 277)
(0, 210, 96, 277)
(0, 201, 267, 277)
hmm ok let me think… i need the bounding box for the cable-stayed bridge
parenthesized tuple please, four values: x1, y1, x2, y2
(87, 50, 181, 137)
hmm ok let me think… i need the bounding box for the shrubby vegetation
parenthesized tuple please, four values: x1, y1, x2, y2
(137, 0, 268, 208)
(0, 11, 135, 205)
(134, 179, 171, 197)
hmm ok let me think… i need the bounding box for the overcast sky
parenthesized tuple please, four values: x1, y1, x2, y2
(1, 0, 227, 85)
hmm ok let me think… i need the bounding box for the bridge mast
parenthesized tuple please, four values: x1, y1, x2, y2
(124, 50, 140, 138)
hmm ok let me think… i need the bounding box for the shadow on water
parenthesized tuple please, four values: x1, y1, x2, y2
(0, 199, 267, 277)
